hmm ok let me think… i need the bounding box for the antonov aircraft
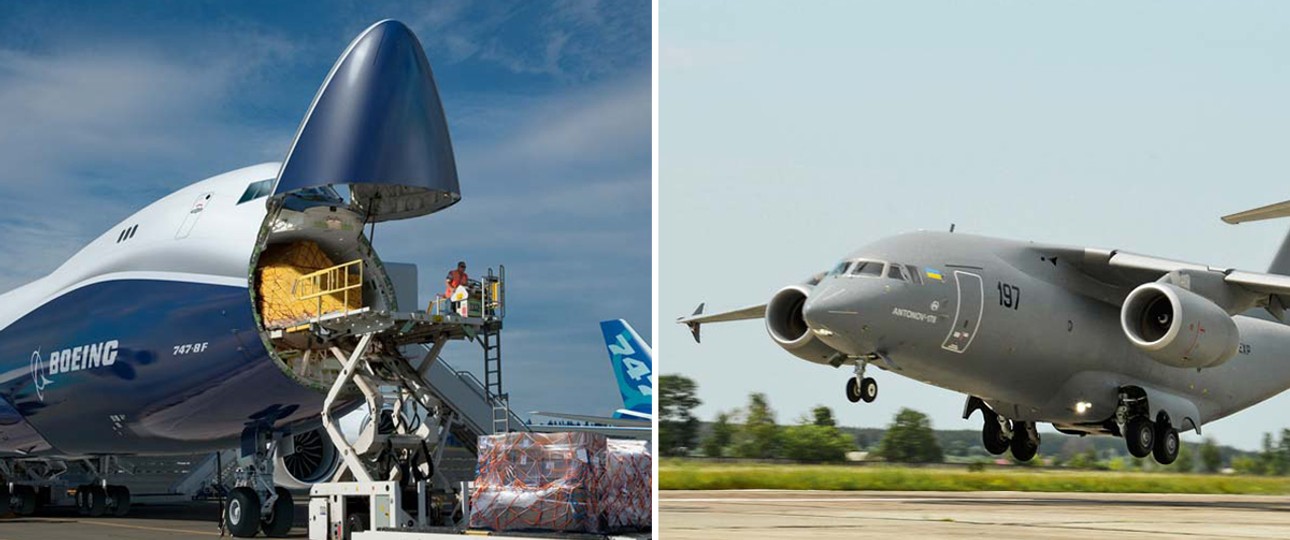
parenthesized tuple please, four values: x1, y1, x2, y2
(0, 20, 463, 537)
(681, 210, 1290, 465)
(531, 319, 653, 439)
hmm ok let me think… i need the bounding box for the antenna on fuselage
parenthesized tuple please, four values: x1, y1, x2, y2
(949, 223, 956, 233)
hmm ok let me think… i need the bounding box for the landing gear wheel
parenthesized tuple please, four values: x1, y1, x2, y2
(226, 487, 262, 538)
(860, 377, 878, 403)
(13, 485, 37, 516)
(1125, 416, 1155, 458)
(1009, 421, 1039, 462)
(1153, 425, 1180, 465)
(84, 484, 106, 517)
(75, 484, 89, 515)
(981, 413, 1011, 455)
(106, 485, 131, 517)
(0, 483, 8, 514)
(845, 378, 862, 403)
(261, 487, 294, 538)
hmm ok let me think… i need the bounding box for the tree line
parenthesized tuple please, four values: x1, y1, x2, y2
(662, 374, 1275, 472)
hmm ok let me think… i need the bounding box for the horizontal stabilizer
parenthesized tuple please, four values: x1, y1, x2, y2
(1222, 199, 1290, 224)
(677, 302, 766, 343)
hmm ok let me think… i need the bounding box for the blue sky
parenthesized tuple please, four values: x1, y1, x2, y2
(662, 0, 1290, 450)
(0, 1, 651, 418)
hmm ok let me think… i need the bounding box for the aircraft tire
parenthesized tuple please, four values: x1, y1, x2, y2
(981, 413, 1010, 455)
(261, 487, 294, 537)
(107, 485, 131, 517)
(860, 378, 878, 403)
(84, 485, 107, 517)
(1153, 426, 1180, 465)
(0, 482, 8, 514)
(1009, 421, 1038, 462)
(1125, 416, 1155, 458)
(845, 379, 862, 403)
(226, 487, 262, 538)
(13, 485, 37, 516)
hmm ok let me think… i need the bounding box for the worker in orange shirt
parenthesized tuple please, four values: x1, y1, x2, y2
(444, 261, 469, 297)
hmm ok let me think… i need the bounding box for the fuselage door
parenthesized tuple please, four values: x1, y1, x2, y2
(942, 270, 984, 353)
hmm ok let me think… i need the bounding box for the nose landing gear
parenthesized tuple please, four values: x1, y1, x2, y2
(844, 361, 877, 403)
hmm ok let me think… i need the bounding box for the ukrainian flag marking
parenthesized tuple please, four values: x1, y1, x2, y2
(925, 268, 944, 281)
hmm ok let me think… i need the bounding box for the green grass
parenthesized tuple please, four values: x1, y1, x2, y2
(660, 459, 1290, 494)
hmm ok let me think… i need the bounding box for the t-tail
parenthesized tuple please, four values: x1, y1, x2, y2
(601, 319, 653, 420)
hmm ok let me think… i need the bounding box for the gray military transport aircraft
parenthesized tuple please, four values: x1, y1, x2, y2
(680, 204, 1290, 464)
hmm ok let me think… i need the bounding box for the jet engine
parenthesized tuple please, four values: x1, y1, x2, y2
(273, 427, 341, 489)
(765, 285, 842, 364)
(1120, 282, 1239, 369)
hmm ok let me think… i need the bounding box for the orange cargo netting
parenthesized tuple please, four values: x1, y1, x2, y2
(469, 432, 652, 534)
(256, 241, 362, 328)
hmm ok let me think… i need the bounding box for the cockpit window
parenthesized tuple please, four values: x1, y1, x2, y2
(886, 264, 908, 281)
(906, 264, 924, 285)
(237, 179, 274, 204)
(827, 261, 852, 277)
(851, 261, 884, 277)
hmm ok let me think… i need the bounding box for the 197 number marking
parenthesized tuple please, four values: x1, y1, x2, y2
(997, 282, 1021, 310)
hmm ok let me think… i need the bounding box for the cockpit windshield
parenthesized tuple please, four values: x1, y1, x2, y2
(827, 261, 852, 277)
(851, 260, 884, 277)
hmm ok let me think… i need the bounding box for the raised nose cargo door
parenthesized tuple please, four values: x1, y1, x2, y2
(271, 19, 460, 221)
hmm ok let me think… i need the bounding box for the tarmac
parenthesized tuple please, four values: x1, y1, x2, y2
(0, 501, 307, 539)
(661, 490, 1290, 539)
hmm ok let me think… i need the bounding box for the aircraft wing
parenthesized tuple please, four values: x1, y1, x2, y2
(676, 302, 766, 343)
(1032, 243, 1290, 318)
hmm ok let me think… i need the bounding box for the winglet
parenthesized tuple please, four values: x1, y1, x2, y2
(686, 303, 704, 343)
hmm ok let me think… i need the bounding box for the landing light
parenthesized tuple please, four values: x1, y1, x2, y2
(1075, 401, 1092, 414)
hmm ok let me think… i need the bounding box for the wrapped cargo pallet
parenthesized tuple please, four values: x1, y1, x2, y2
(599, 439, 652, 532)
(469, 432, 652, 534)
(470, 432, 607, 533)
(256, 241, 362, 328)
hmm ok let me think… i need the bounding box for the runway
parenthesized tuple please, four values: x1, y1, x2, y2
(0, 502, 306, 539)
(661, 490, 1290, 539)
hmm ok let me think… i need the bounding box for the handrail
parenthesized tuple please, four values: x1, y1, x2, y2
(293, 259, 364, 316)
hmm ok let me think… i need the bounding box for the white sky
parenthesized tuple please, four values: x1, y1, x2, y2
(660, 0, 1290, 450)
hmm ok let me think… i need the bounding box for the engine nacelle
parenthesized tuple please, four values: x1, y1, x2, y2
(1120, 282, 1239, 369)
(273, 427, 341, 489)
(765, 285, 841, 364)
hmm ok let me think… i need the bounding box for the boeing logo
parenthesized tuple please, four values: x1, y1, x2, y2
(30, 340, 120, 401)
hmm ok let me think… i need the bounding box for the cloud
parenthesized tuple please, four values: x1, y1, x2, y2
(404, 0, 649, 80)
(0, 36, 297, 291)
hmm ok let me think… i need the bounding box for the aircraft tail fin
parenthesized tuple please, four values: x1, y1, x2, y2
(600, 319, 652, 418)
(1269, 230, 1290, 276)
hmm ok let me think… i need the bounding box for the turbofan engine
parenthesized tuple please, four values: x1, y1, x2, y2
(273, 427, 341, 489)
(1120, 282, 1239, 369)
(765, 285, 842, 364)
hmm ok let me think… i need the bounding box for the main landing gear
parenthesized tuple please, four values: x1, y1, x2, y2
(845, 361, 878, 404)
(1117, 397, 1179, 465)
(975, 404, 1040, 462)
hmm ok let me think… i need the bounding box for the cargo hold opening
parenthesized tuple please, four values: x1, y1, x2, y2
(249, 187, 400, 389)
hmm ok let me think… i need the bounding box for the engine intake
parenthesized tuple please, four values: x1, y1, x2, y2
(765, 285, 841, 364)
(1120, 282, 1239, 369)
